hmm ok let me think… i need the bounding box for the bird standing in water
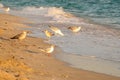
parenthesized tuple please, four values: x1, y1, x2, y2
(68, 26, 81, 33)
(43, 30, 54, 39)
(1, 6, 10, 13)
(4, 7, 10, 12)
(49, 25, 64, 36)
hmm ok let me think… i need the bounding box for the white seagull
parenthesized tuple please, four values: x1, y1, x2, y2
(68, 26, 81, 33)
(11, 31, 27, 40)
(49, 25, 64, 36)
(39, 45, 55, 56)
(3, 7, 10, 12)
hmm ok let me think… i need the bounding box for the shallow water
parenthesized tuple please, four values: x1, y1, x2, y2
(54, 48, 120, 77)
(25, 20, 120, 77)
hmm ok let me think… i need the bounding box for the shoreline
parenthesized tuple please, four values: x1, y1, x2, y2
(54, 50, 120, 77)
(0, 13, 120, 80)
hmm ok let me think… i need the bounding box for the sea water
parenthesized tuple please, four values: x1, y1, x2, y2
(0, 0, 120, 77)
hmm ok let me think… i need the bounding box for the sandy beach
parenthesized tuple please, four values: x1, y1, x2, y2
(0, 13, 120, 80)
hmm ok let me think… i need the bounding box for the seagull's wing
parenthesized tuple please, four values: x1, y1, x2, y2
(11, 33, 21, 39)
(58, 30, 64, 36)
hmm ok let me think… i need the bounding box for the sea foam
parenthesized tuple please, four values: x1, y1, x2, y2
(12, 6, 82, 24)
(0, 3, 4, 8)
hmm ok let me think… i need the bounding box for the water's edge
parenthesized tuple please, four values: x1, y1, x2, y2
(54, 46, 120, 77)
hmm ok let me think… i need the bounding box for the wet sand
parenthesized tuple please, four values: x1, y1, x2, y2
(0, 13, 120, 80)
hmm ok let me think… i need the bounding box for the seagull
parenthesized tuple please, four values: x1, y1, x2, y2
(49, 25, 64, 36)
(43, 30, 54, 39)
(3, 7, 10, 12)
(11, 31, 27, 40)
(68, 26, 81, 33)
(39, 45, 55, 56)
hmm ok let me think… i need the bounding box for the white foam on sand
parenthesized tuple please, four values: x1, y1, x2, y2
(0, 3, 4, 8)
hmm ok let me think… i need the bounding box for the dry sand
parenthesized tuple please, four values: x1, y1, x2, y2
(0, 13, 120, 80)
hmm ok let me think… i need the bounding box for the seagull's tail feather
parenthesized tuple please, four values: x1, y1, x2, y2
(39, 48, 46, 53)
(58, 31, 64, 36)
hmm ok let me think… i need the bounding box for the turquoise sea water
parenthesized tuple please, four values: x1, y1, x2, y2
(0, 0, 120, 77)
(0, 0, 120, 28)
